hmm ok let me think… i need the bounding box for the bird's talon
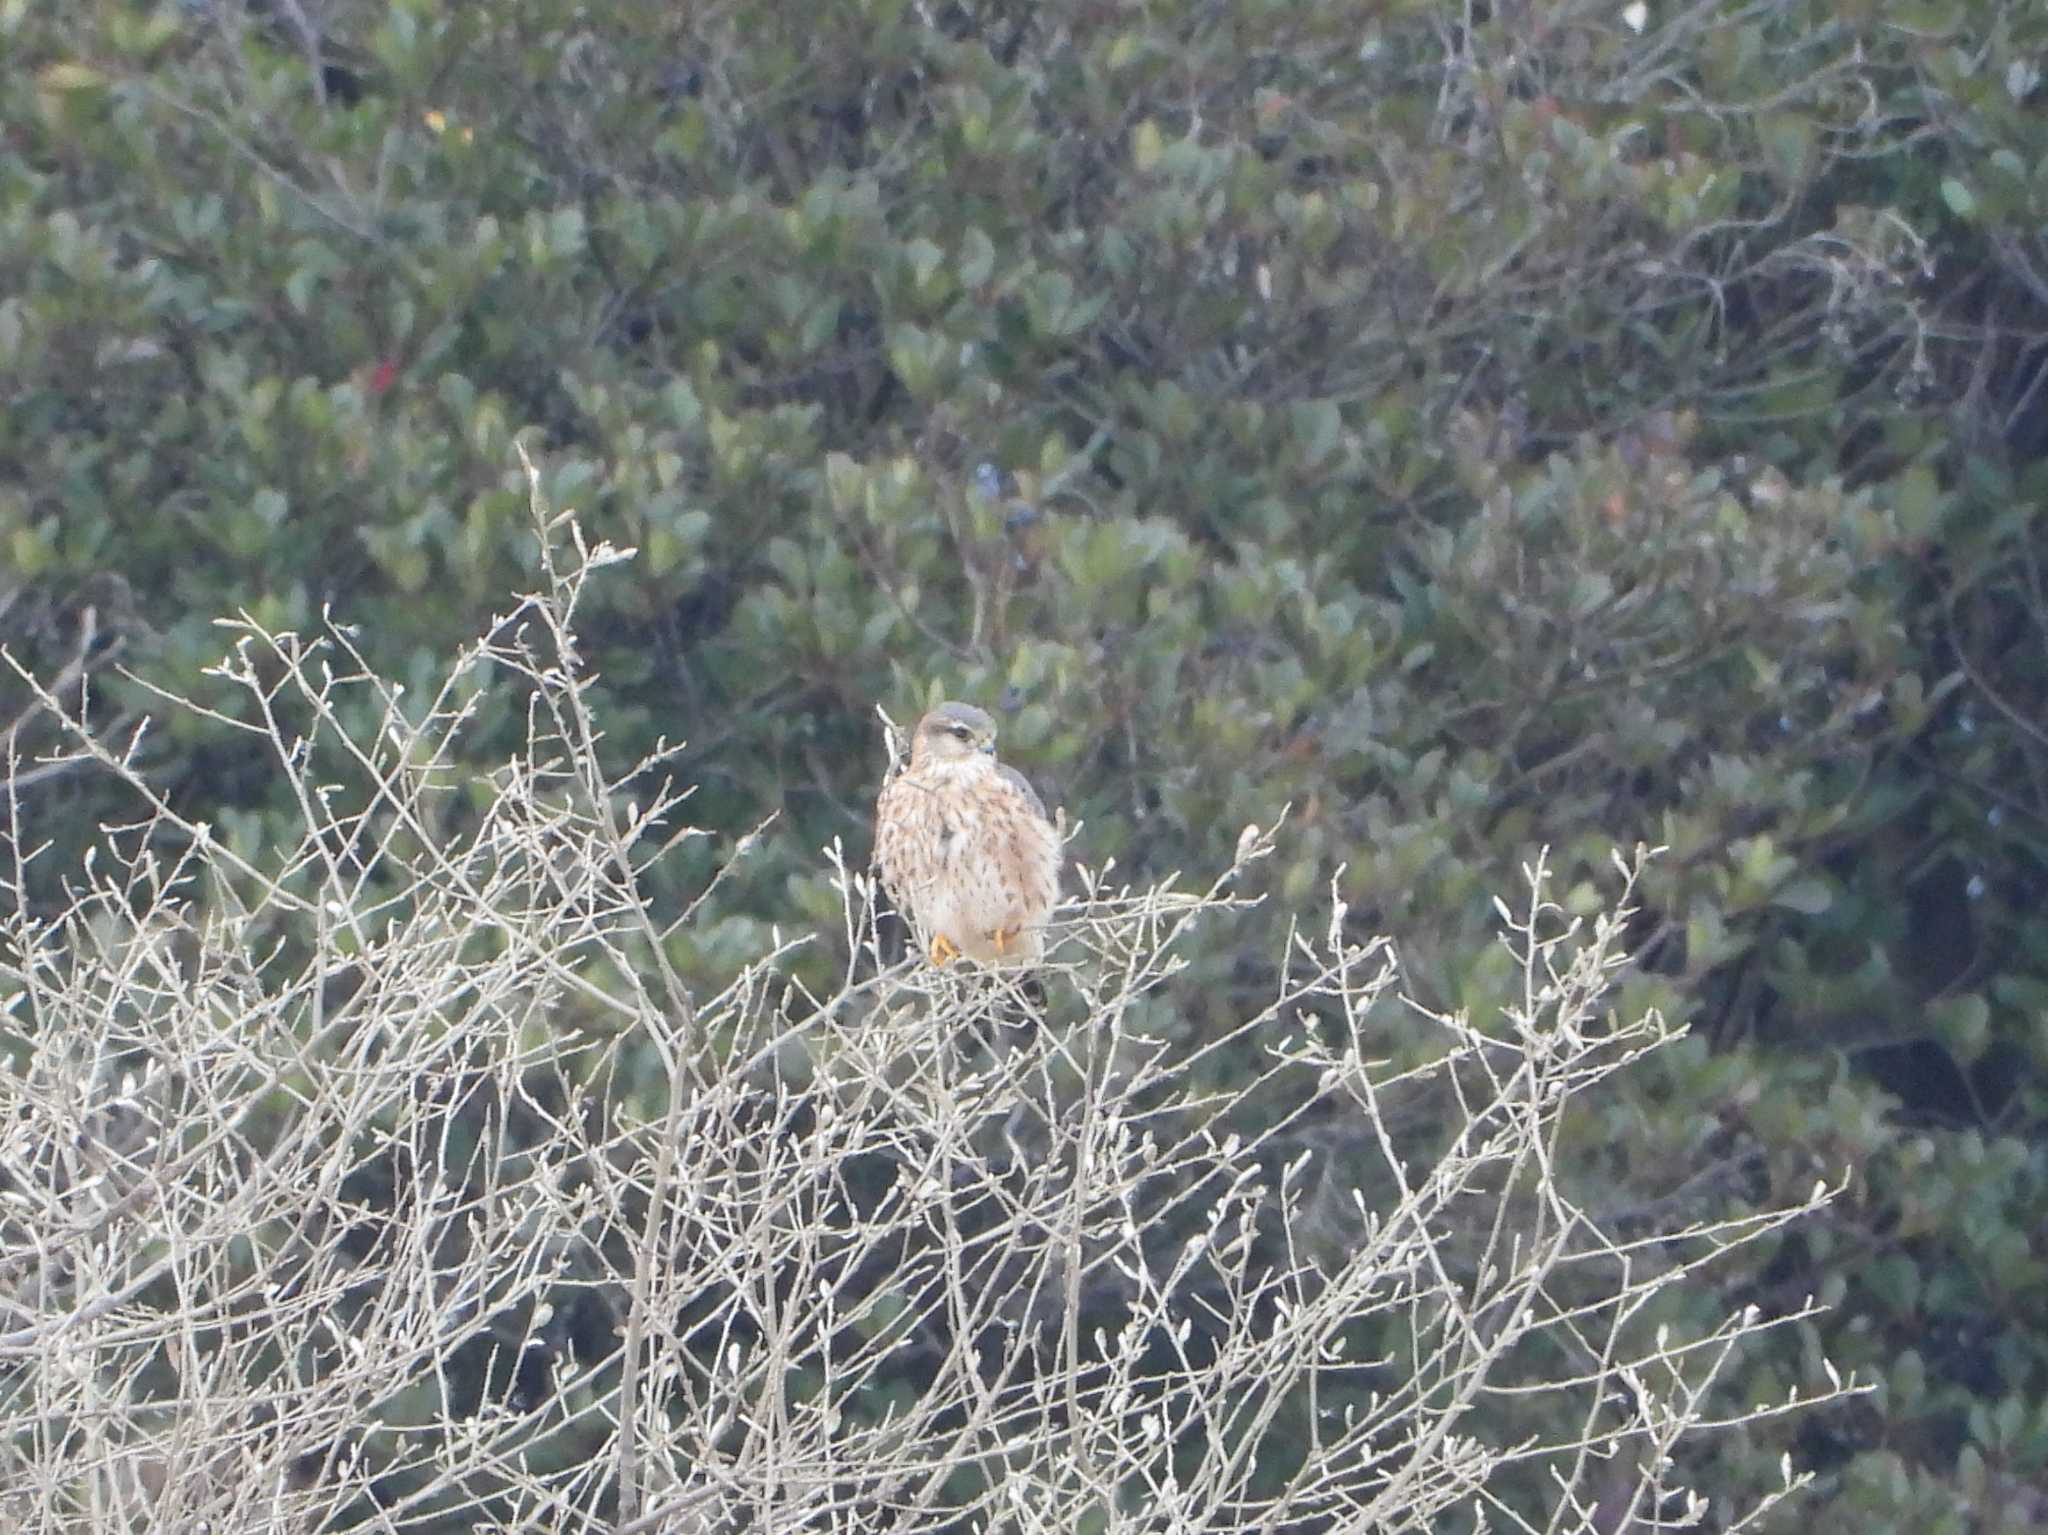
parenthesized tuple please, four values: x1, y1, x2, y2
(990, 924, 1019, 957)
(928, 934, 961, 967)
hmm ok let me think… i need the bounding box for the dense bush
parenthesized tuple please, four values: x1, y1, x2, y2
(4, 0, 2046, 1527)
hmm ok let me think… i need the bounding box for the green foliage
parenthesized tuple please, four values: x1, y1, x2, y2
(5, 0, 2048, 1528)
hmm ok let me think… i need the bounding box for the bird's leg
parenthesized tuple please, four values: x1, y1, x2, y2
(928, 933, 962, 967)
(990, 923, 1019, 957)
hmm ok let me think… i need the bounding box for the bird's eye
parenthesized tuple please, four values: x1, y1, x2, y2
(950, 724, 972, 740)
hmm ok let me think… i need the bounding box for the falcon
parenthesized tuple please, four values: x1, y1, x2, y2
(873, 702, 1061, 967)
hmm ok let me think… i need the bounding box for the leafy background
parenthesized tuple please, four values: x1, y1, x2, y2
(5, 0, 2047, 1528)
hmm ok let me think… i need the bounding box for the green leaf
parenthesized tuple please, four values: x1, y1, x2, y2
(251, 488, 288, 529)
(1132, 120, 1164, 172)
(1930, 993, 1990, 1064)
(1890, 1349, 1926, 1407)
(549, 207, 587, 259)
(285, 266, 321, 316)
(958, 227, 995, 287)
(1863, 1253, 1921, 1319)
(1294, 400, 1342, 468)
(38, 62, 109, 93)
(1758, 113, 1814, 183)
(905, 238, 944, 290)
(1894, 462, 1942, 538)
(1769, 877, 1833, 916)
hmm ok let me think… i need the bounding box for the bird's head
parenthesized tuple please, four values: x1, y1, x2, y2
(912, 701, 998, 765)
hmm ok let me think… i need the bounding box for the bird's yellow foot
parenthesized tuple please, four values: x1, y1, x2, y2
(928, 933, 961, 967)
(990, 923, 1020, 958)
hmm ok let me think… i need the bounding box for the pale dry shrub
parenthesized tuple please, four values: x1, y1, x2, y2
(0, 463, 1855, 1533)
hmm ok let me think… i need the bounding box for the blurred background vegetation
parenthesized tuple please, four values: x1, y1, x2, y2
(4, 0, 2046, 1527)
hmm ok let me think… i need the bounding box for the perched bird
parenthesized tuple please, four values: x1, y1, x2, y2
(874, 702, 1061, 967)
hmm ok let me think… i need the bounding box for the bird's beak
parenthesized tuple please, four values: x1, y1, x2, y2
(978, 739, 996, 755)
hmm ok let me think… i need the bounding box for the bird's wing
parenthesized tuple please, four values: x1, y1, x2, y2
(872, 776, 910, 902)
(996, 763, 1051, 823)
